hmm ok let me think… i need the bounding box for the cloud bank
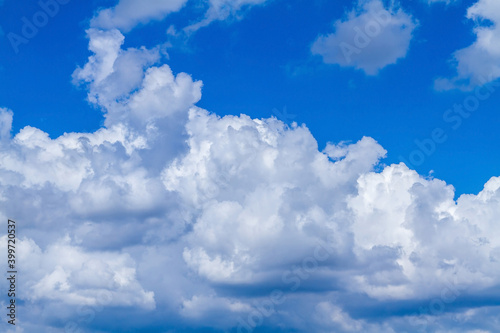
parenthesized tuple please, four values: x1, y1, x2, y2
(0, 2, 500, 333)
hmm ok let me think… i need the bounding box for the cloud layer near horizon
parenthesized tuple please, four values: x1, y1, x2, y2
(0, 21, 500, 332)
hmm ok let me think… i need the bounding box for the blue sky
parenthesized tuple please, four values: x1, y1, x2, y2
(1, 0, 500, 332)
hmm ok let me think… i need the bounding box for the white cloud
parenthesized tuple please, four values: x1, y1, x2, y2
(0, 235, 155, 309)
(90, 0, 270, 34)
(73, 28, 202, 130)
(1, 15, 500, 333)
(184, 0, 269, 32)
(161, 106, 500, 307)
(91, 0, 189, 32)
(311, 0, 417, 75)
(435, 0, 500, 90)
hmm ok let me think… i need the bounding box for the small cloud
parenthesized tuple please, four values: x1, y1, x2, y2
(91, 0, 189, 32)
(435, 0, 500, 90)
(311, 0, 417, 75)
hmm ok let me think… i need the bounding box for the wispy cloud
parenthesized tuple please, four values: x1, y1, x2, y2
(184, 0, 269, 33)
(90, 0, 271, 34)
(91, 0, 189, 32)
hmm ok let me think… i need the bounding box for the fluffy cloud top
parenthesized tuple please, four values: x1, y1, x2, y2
(311, 0, 417, 75)
(73, 28, 202, 130)
(435, 0, 500, 90)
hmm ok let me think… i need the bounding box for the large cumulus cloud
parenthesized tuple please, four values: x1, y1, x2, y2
(1, 12, 500, 333)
